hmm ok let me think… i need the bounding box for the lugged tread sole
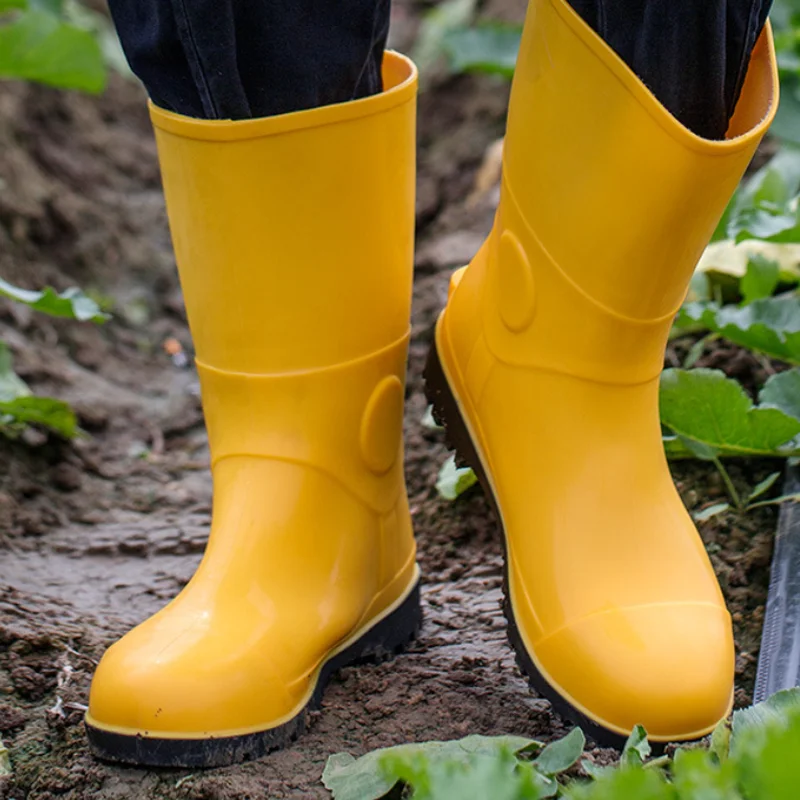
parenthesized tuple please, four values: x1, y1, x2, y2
(423, 336, 630, 750)
(85, 580, 423, 768)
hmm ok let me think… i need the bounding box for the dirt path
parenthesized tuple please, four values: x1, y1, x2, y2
(0, 5, 780, 797)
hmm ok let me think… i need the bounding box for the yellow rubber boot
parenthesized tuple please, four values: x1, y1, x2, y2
(425, 0, 778, 745)
(85, 52, 419, 768)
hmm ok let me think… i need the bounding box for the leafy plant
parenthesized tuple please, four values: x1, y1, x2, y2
(442, 23, 521, 79)
(0, 278, 106, 439)
(323, 690, 800, 800)
(323, 729, 585, 800)
(0, 0, 106, 92)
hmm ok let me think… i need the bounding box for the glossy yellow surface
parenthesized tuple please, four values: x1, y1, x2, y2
(86, 52, 418, 738)
(436, 0, 778, 741)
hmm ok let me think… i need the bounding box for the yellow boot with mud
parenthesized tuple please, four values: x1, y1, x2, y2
(425, 0, 778, 745)
(85, 52, 419, 768)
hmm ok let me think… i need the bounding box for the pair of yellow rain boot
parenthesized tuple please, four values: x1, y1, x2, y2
(85, 0, 779, 767)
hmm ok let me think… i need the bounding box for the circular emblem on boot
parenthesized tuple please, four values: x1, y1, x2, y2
(360, 375, 404, 475)
(498, 229, 536, 332)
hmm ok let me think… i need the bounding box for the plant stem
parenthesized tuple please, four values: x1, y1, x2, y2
(713, 456, 743, 511)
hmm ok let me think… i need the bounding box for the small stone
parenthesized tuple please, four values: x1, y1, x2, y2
(0, 703, 27, 731)
(51, 463, 82, 492)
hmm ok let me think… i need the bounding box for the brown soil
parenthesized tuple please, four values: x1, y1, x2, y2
(0, 3, 783, 797)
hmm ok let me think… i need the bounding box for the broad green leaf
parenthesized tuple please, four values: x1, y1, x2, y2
(0, 9, 105, 93)
(0, 395, 77, 438)
(382, 748, 551, 800)
(731, 206, 800, 245)
(0, 342, 30, 403)
(620, 725, 650, 768)
(410, 0, 477, 80)
(436, 454, 478, 500)
(564, 767, 670, 800)
(671, 748, 738, 797)
(443, 23, 521, 79)
(760, 368, 800, 420)
(731, 688, 800, 751)
(740, 255, 781, 304)
(693, 502, 732, 522)
(62, 0, 133, 78)
(0, 276, 108, 321)
(29, 0, 62, 13)
(0, 0, 26, 11)
(772, 79, 800, 146)
(678, 295, 800, 365)
(733, 705, 800, 800)
(660, 369, 800, 457)
(323, 735, 536, 800)
(748, 471, 782, 502)
(533, 728, 585, 775)
(580, 758, 615, 780)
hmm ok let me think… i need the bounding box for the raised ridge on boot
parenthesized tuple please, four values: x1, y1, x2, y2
(426, 0, 778, 746)
(85, 51, 421, 768)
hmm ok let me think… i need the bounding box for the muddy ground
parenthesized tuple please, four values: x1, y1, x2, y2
(0, 2, 783, 798)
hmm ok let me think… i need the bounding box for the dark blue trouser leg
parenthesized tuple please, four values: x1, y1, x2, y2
(106, 0, 389, 119)
(107, 0, 772, 140)
(569, 0, 773, 139)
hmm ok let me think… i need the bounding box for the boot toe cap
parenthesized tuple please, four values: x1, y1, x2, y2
(87, 621, 298, 737)
(534, 602, 734, 740)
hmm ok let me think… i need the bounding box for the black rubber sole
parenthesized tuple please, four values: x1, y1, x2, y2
(85, 580, 422, 768)
(424, 336, 629, 750)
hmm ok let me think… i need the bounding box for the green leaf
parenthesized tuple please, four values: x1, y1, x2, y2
(748, 491, 800, 509)
(533, 728, 585, 775)
(732, 206, 800, 244)
(0, 276, 108, 321)
(693, 502, 732, 522)
(741, 255, 781, 304)
(620, 725, 650, 768)
(678, 295, 800, 365)
(748, 471, 782, 502)
(580, 759, 615, 780)
(323, 735, 537, 800)
(772, 78, 800, 146)
(733, 704, 800, 799)
(442, 23, 521, 79)
(410, 0, 477, 80)
(564, 767, 670, 800)
(0, 9, 105, 93)
(660, 369, 800, 457)
(29, 0, 62, 14)
(0, 395, 77, 438)
(0, 0, 26, 11)
(731, 688, 800, 752)
(709, 718, 732, 763)
(760, 368, 800, 421)
(671, 748, 738, 797)
(0, 342, 30, 403)
(436, 454, 478, 500)
(381, 748, 552, 800)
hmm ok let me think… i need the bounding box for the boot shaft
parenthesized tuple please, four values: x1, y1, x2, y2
(149, 53, 417, 374)
(503, 0, 778, 322)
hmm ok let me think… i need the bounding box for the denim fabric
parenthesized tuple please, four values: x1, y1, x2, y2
(107, 0, 771, 139)
(569, 0, 773, 139)
(106, 0, 390, 119)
